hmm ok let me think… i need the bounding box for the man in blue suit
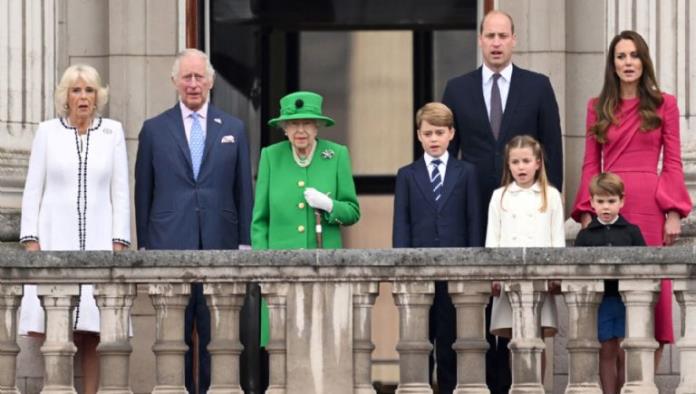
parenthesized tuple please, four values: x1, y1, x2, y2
(442, 10, 563, 394)
(393, 102, 481, 394)
(135, 48, 253, 393)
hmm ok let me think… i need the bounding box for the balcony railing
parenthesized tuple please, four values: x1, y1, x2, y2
(0, 247, 695, 394)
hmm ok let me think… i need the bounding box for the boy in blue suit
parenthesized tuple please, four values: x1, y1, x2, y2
(393, 102, 482, 394)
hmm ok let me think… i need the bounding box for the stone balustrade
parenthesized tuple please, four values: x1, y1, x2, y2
(0, 247, 695, 394)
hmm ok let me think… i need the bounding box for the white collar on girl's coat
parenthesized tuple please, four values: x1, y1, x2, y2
(508, 181, 541, 193)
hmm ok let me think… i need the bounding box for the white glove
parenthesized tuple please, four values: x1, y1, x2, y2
(304, 187, 333, 212)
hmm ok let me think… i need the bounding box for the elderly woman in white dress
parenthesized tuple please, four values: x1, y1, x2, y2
(19, 64, 130, 394)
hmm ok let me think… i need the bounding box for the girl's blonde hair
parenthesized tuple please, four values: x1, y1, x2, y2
(500, 135, 549, 212)
(54, 64, 109, 117)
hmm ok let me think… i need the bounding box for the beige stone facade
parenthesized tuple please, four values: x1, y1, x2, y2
(2, 1, 696, 393)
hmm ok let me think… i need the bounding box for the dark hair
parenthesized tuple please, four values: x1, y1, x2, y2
(500, 135, 549, 212)
(479, 10, 515, 34)
(590, 30, 663, 144)
(589, 172, 625, 198)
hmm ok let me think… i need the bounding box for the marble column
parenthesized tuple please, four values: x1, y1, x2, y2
(94, 284, 137, 394)
(0, 1, 57, 219)
(561, 280, 603, 394)
(261, 283, 290, 394)
(0, 285, 22, 394)
(449, 281, 490, 394)
(392, 281, 434, 394)
(149, 283, 190, 394)
(506, 280, 546, 394)
(352, 282, 379, 394)
(203, 283, 246, 394)
(674, 280, 696, 394)
(38, 284, 80, 394)
(619, 280, 660, 394)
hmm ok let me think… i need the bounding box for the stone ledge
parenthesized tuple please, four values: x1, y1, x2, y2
(0, 247, 693, 283)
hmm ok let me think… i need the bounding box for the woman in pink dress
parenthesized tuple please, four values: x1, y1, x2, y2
(572, 30, 692, 368)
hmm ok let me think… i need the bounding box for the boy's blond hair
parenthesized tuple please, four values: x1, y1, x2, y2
(589, 172, 625, 198)
(416, 102, 454, 129)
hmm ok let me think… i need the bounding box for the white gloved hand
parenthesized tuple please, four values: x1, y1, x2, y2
(304, 187, 333, 212)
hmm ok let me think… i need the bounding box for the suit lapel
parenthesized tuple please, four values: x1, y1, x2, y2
(200, 105, 222, 177)
(165, 105, 194, 175)
(473, 68, 497, 145)
(413, 158, 438, 212)
(437, 159, 461, 211)
(499, 64, 522, 145)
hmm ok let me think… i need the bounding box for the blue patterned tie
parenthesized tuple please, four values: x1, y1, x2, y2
(431, 159, 443, 204)
(189, 112, 204, 180)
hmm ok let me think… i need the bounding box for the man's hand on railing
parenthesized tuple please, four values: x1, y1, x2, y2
(112, 242, 127, 252)
(491, 281, 502, 297)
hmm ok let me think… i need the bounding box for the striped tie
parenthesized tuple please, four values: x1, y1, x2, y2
(431, 159, 443, 204)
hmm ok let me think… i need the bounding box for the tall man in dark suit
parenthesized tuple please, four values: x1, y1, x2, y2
(442, 10, 563, 394)
(393, 102, 482, 394)
(135, 48, 253, 394)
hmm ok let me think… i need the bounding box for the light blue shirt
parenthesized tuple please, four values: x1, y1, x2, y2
(482, 63, 513, 119)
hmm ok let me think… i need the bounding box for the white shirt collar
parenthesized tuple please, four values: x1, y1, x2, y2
(597, 215, 620, 225)
(180, 101, 209, 120)
(424, 151, 449, 167)
(482, 63, 513, 83)
(508, 180, 541, 193)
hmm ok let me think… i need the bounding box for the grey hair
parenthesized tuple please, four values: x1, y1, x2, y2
(171, 48, 216, 81)
(54, 64, 109, 117)
(279, 119, 323, 130)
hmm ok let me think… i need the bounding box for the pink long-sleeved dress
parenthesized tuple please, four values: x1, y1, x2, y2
(572, 93, 692, 343)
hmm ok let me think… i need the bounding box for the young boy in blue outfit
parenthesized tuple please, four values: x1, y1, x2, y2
(574, 172, 645, 394)
(393, 102, 482, 394)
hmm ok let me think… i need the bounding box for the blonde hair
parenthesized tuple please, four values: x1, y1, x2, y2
(415, 102, 454, 129)
(500, 135, 550, 212)
(54, 64, 109, 117)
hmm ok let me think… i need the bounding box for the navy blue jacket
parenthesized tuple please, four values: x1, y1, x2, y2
(135, 104, 253, 250)
(393, 157, 482, 248)
(442, 65, 563, 226)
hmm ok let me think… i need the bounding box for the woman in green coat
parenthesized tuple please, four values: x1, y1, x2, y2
(252, 91, 360, 249)
(251, 91, 361, 393)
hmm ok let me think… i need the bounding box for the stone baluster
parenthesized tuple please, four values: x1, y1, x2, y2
(619, 280, 660, 394)
(261, 283, 289, 394)
(561, 280, 603, 394)
(392, 281, 434, 394)
(93, 284, 136, 394)
(0, 285, 22, 394)
(352, 282, 379, 394)
(674, 279, 696, 394)
(203, 283, 246, 394)
(38, 284, 80, 394)
(449, 281, 490, 394)
(149, 284, 190, 394)
(506, 280, 546, 394)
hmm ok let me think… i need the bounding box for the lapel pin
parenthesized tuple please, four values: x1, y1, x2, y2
(214, 118, 222, 124)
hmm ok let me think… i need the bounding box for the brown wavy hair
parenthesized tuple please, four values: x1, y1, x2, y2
(500, 135, 549, 212)
(590, 30, 663, 144)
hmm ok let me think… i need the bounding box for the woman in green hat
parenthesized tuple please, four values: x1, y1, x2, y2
(251, 91, 360, 392)
(252, 90, 360, 249)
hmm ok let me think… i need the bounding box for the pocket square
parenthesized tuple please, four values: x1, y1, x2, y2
(221, 135, 236, 143)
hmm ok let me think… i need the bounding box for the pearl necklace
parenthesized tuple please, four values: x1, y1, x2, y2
(292, 142, 317, 168)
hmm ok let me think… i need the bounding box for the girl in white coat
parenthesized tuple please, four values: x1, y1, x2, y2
(485, 135, 565, 380)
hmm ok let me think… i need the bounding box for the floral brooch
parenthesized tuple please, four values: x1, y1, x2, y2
(321, 149, 335, 160)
